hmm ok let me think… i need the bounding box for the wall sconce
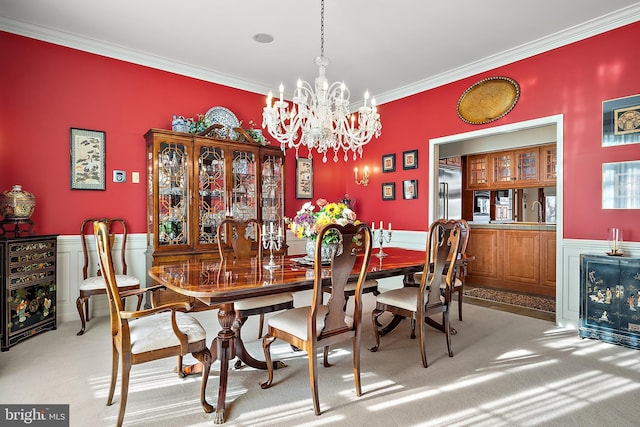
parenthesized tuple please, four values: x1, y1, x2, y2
(354, 166, 369, 186)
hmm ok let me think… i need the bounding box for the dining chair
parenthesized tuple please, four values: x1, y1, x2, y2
(411, 218, 470, 321)
(370, 219, 462, 367)
(217, 218, 294, 341)
(76, 218, 143, 336)
(260, 222, 373, 416)
(93, 220, 213, 427)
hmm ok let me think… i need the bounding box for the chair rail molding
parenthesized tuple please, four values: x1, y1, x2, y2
(54, 232, 640, 328)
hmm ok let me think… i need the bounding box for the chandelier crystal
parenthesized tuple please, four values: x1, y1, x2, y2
(262, 0, 382, 162)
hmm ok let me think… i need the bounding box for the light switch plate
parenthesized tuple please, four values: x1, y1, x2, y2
(132, 172, 140, 183)
(113, 170, 126, 183)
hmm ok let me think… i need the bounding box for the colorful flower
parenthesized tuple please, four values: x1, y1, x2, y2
(286, 199, 359, 243)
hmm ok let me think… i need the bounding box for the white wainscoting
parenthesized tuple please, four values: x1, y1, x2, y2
(55, 231, 640, 330)
(55, 233, 148, 324)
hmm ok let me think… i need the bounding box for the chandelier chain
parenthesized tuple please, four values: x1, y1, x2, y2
(320, 0, 325, 58)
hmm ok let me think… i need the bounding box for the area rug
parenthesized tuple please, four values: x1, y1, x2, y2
(463, 287, 556, 313)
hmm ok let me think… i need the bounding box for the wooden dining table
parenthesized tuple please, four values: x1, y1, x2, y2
(148, 247, 451, 424)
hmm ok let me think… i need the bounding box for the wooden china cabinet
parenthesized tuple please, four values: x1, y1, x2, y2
(144, 128, 285, 308)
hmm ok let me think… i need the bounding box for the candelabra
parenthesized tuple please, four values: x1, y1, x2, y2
(262, 225, 284, 270)
(373, 227, 392, 259)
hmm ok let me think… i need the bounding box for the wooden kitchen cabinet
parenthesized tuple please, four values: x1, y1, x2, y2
(466, 154, 490, 189)
(490, 147, 540, 188)
(540, 144, 557, 184)
(144, 128, 285, 307)
(466, 226, 555, 297)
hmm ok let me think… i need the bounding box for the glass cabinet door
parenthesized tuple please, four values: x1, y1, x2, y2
(157, 142, 189, 247)
(261, 152, 284, 233)
(197, 144, 226, 245)
(231, 148, 257, 221)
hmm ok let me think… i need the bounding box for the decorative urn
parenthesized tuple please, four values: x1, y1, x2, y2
(0, 185, 36, 220)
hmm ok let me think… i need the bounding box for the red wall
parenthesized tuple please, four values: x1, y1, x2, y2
(2, 22, 639, 241)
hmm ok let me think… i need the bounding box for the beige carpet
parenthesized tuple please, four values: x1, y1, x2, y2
(1, 290, 639, 426)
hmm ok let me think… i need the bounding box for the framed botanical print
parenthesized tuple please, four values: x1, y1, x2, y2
(403, 150, 418, 170)
(382, 154, 396, 172)
(296, 157, 313, 199)
(381, 182, 395, 200)
(70, 128, 106, 190)
(403, 179, 418, 199)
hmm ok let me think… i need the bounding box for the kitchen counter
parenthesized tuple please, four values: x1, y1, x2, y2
(468, 222, 556, 231)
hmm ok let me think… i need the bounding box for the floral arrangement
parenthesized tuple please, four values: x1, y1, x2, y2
(286, 198, 358, 244)
(189, 113, 212, 134)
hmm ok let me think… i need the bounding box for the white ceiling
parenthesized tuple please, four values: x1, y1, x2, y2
(1, 1, 639, 107)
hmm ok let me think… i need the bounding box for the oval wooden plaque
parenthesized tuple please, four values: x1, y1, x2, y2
(457, 76, 520, 125)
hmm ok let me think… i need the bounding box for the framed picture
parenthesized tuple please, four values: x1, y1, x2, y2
(381, 182, 395, 200)
(602, 94, 640, 146)
(296, 157, 313, 199)
(403, 150, 418, 169)
(70, 128, 106, 190)
(382, 154, 396, 172)
(403, 179, 418, 200)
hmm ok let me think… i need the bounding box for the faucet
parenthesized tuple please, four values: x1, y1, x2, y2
(531, 200, 543, 223)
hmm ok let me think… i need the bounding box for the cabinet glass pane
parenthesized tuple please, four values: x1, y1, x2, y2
(469, 157, 487, 185)
(158, 142, 188, 246)
(493, 154, 512, 183)
(198, 146, 226, 244)
(544, 147, 557, 180)
(516, 151, 538, 181)
(232, 150, 257, 221)
(261, 154, 284, 231)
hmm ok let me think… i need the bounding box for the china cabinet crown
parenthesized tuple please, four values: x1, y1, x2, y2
(144, 128, 286, 308)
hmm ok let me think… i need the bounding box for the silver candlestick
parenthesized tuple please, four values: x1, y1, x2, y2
(261, 225, 283, 270)
(374, 227, 392, 258)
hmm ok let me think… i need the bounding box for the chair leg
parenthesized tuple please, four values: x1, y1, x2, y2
(418, 314, 428, 368)
(116, 353, 131, 427)
(192, 347, 214, 413)
(444, 311, 453, 357)
(176, 355, 184, 378)
(260, 335, 276, 389)
(308, 344, 321, 416)
(76, 296, 87, 336)
(107, 341, 119, 406)
(369, 307, 384, 352)
(410, 316, 417, 339)
(257, 313, 265, 339)
(457, 287, 463, 321)
(322, 346, 332, 367)
(352, 335, 362, 397)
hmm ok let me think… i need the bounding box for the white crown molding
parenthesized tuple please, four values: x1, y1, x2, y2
(1, 4, 639, 104)
(374, 3, 640, 106)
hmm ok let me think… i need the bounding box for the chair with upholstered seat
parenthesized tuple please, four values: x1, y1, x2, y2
(76, 218, 143, 336)
(217, 218, 294, 341)
(93, 220, 213, 427)
(411, 218, 470, 321)
(260, 222, 373, 416)
(370, 219, 462, 367)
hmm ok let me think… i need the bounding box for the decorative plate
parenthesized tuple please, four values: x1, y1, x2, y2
(457, 76, 520, 125)
(205, 106, 240, 139)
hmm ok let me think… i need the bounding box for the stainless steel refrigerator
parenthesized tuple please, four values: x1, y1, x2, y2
(438, 161, 462, 220)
